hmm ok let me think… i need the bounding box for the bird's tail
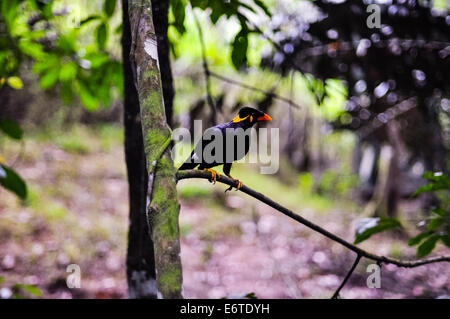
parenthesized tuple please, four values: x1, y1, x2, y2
(178, 161, 197, 171)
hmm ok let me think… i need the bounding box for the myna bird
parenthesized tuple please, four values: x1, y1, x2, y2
(178, 107, 272, 190)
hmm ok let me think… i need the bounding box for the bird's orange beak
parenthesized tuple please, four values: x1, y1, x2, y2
(257, 113, 272, 122)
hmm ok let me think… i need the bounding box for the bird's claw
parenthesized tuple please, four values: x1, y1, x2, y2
(225, 175, 243, 193)
(204, 169, 220, 184)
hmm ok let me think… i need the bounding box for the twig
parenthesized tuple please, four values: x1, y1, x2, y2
(193, 14, 304, 111)
(249, 23, 306, 74)
(295, 39, 450, 60)
(193, 11, 217, 121)
(11, 139, 25, 167)
(27, 8, 71, 28)
(249, 23, 324, 104)
(176, 169, 450, 268)
(357, 97, 417, 139)
(331, 254, 362, 299)
(208, 71, 302, 109)
(250, 22, 450, 72)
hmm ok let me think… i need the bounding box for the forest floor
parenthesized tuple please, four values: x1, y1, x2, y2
(0, 124, 449, 299)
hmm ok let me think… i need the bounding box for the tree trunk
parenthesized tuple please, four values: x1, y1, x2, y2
(152, 0, 174, 128)
(421, 100, 447, 174)
(122, 0, 157, 299)
(363, 142, 399, 217)
(127, 0, 183, 299)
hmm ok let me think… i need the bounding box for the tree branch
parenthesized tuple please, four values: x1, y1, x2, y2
(193, 16, 304, 112)
(208, 71, 303, 109)
(176, 170, 450, 268)
(249, 23, 306, 75)
(357, 97, 417, 139)
(193, 11, 217, 122)
(331, 254, 361, 299)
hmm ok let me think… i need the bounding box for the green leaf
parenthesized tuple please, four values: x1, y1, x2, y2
(422, 171, 445, 182)
(414, 172, 450, 196)
(32, 55, 60, 74)
(236, 1, 256, 14)
(114, 23, 123, 34)
(96, 81, 112, 106)
(7, 76, 23, 89)
(96, 22, 108, 49)
(253, 0, 271, 17)
(40, 68, 60, 89)
(0, 164, 27, 199)
(57, 31, 78, 53)
(59, 61, 78, 82)
(0, 119, 23, 140)
(103, 0, 117, 17)
(354, 217, 402, 244)
(80, 15, 102, 26)
(20, 284, 42, 297)
(432, 207, 447, 217)
(18, 41, 45, 60)
(408, 230, 433, 246)
(78, 83, 99, 111)
(441, 234, 450, 247)
(417, 234, 440, 258)
(60, 82, 74, 104)
(428, 217, 444, 231)
(171, 0, 186, 34)
(85, 52, 110, 68)
(210, 10, 223, 24)
(1, 0, 20, 28)
(190, 0, 209, 10)
(245, 292, 258, 299)
(40, 1, 54, 19)
(231, 28, 248, 70)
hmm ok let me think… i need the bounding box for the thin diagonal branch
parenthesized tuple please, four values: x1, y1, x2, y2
(193, 11, 217, 122)
(249, 23, 306, 74)
(193, 16, 304, 112)
(331, 254, 362, 299)
(208, 71, 303, 109)
(249, 23, 322, 104)
(357, 97, 417, 139)
(176, 170, 450, 268)
(295, 39, 450, 60)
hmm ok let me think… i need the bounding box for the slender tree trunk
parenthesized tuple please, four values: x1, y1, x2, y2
(363, 142, 398, 217)
(122, 0, 157, 298)
(127, 0, 183, 299)
(421, 100, 447, 173)
(152, 0, 174, 128)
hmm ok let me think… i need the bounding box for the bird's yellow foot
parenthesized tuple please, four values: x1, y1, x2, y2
(226, 174, 243, 190)
(204, 168, 220, 184)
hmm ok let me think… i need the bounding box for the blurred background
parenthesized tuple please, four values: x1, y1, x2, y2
(0, 0, 449, 298)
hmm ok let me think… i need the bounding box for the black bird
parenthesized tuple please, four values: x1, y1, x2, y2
(178, 107, 272, 189)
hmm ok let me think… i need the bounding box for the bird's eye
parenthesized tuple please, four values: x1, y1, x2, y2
(250, 115, 253, 122)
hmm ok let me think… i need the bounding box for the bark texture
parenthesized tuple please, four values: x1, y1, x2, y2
(122, 0, 157, 299)
(152, 0, 174, 128)
(127, 0, 183, 299)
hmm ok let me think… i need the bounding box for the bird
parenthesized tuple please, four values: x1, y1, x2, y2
(178, 107, 272, 190)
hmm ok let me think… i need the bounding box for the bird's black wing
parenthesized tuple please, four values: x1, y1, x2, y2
(178, 124, 227, 170)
